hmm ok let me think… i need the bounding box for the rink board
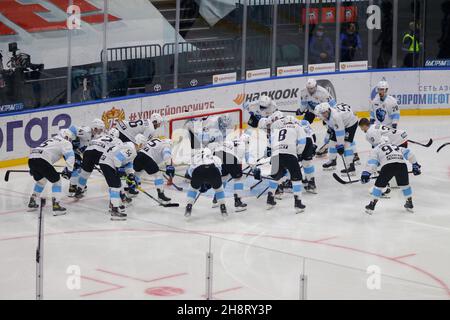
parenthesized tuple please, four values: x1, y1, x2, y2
(1, 68, 450, 165)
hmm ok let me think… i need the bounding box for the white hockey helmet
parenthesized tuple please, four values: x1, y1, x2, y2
(270, 111, 284, 123)
(306, 78, 318, 94)
(60, 129, 75, 142)
(315, 102, 331, 117)
(134, 134, 148, 146)
(259, 95, 272, 108)
(258, 117, 271, 131)
(377, 80, 389, 91)
(150, 113, 163, 127)
(240, 132, 251, 144)
(124, 141, 136, 151)
(284, 115, 297, 125)
(109, 128, 120, 138)
(92, 118, 105, 130)
(366, 127, 385, 147)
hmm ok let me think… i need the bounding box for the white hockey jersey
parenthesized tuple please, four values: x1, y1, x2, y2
(299, 85, 337, 113)
(212, 137, 250, 164)
(86, 134, 122, 154)
(370, 95, 400, 127)
(99, 142, 136, 173)
(246, 100, 278, 118)
(116, 119, 155, 143)
(369, 125, 408, 146)
(187, 149, 222, 176)
(323, 104, 358, 146)
(299, 120, 314, 139)
(270, 121, 307, 157)
(29, 136, 75, 171)
(139, 138, 172, 165)
(365, 143, 417, 172)
(69, 125, 92, 151)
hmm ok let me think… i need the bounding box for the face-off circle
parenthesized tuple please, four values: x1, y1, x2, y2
(145, 286, 184, 297)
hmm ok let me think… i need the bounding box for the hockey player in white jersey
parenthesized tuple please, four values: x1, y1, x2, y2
(266, 116, 307, 213)
(98, 135, 142, 220)
(243, 95, 278, 128)
(370, 80, 400, 129)
(315, 102, 359, 175)
(131, 137, 175, 203)
(67, 123, 94, 196)
(359, 118, 408, 147)
(74, 131, 123, 199)
(28, 129, 75, 215)
(297, 78, 337, 123)
(362, 129, 422, 214)
(298, 120, 318, 193)
(184, 148, 228, 219)
(209, 133, 251, 212)
(116, 113, 162, 143)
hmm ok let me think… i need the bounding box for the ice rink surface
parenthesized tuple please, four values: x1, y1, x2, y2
(1, 116, 450, 300)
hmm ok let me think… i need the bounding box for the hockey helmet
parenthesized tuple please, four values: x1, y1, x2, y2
(377, 80, 389, 92)
(306, 78, 317, 94)
(259, 95, 272, 108)
(270, 111, 284, 123)
(150, 113, 163, 128)
(60, 129, 75, 142)
(284, 115, 297, 124)
(134, 134, 148, 146)
(315, 102, 331, 117)
(258, 117, 271, 131)
(92, 119, 105, 130)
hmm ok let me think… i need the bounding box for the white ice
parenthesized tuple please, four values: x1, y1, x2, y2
(1, 116, 450, 300)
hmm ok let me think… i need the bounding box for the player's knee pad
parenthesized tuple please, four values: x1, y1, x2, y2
(33, 179, 47, 195)
(401, 186, 412, 198)
(109, 187, 122, 207)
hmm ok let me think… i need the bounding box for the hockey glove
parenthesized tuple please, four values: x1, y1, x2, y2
(336, 144, 345, 156)
(127, 173, 137, 186)
(296, 108, 305, 116)
(253, 168, 262, 181)
(370, 119, 376, 125)
(391, 123, 398, 129)
(412, 163, 422, 176)
(166, 165, 175, 178)
(361, 171, 371, 184)
(265, 146, 272, 158)
(61, 167, 72, 180)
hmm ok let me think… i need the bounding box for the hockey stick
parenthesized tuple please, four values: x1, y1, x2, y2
(437, 142, 450, 153)
(163, 174, 184, 191)
(135, 185, 179, 208)
(257, 186, 270, 199)
(409, 139, 433, 148)
(332, 171, 414, 185)
(340, 154, 353, 183)
(250, 179, 264, 190)
(4, 170, 30, 182)
(5, 170, 66, 182)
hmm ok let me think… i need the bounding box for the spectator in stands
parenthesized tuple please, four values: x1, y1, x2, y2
(437, 1, 450, 59)
(309, 25, 334, 64)
(340, 23, 362, 62)
(402, 21, 422, 67)
(375, 1, 393, 68)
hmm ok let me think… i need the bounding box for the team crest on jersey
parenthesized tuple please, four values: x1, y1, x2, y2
(376, 108, 387, 122)
(101, 107, 126, 129)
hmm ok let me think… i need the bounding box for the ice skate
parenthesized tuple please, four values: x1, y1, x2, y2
(220, 204, 228, 219)
(234, 195, 247, 212)
(52, 198, 67, 216)
(27, 196, 39, 212)
(185, 204, 192, 218)
(341, 163, 356, 176)
(322, 159, 337, 171)
(294, 196, 306, 214)
(365, 200, 378, 215)
(267, 192, 277, 210)
(404, 197, 414, 213)
(111, 207, 127, 221)
(158, 190, 171, 203)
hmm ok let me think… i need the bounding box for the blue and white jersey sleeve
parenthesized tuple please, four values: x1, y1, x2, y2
(400, 147, 417, 164)
(365, 149, 380, 173)
(62, 140, 75, 171)
(113, 145, 136, 173)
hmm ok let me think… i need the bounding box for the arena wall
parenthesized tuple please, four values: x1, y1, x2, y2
(1, 68, 449, 167)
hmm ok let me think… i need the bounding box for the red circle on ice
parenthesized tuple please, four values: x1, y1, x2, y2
(145, 286, 184, 296)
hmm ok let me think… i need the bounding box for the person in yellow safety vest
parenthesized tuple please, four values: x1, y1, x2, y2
(402, 22, 422, 67)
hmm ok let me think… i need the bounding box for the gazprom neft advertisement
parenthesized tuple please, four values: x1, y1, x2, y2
(1, 69, 449, 163)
